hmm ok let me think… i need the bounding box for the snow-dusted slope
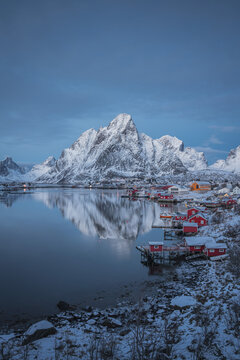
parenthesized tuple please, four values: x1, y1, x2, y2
(0, 156, 56, 182)
(26, 156, 56, 180)
(178, 147, 208, 171)
(39, 114, 147, 182)
(153, 135, 207, 171)
(37, 113, 208, 183)
(210, 145, 240, 173)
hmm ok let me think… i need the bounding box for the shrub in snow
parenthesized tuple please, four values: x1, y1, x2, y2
(227, 245, 240, 277)
(211, 211, 224, 225)
(224, 224, 240, 239)
(226, 297, 240, 338)
(87, 333, 117, 360)
(233, 204, 240, 215)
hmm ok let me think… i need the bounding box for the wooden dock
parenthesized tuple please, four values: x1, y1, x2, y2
(152, 225, 171, 228)
(136, 244, 188, 265)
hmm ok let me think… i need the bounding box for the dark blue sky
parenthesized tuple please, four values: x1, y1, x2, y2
(0, 0, 240, 164)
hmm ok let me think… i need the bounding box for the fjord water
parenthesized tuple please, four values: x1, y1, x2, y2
(0, 189, 172, 324)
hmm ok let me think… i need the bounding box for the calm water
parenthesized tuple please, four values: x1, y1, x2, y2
(0, 188, 183, 324)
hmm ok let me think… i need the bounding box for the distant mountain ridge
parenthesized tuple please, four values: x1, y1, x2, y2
(0, 156, 56, 182)
(210, 145, 240, 173)
(0, 157, 26, 180)
(1, 113, 239, 183)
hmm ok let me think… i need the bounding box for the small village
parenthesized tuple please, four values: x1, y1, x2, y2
(122, 180, 239, 266)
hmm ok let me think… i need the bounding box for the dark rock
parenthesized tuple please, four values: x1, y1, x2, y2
(119, 329, 131, 336)
(101, 317, 122, 328)
(57, 301, 71, 311)
(22, 320, 56, 345)
(82, 306, 93, 313)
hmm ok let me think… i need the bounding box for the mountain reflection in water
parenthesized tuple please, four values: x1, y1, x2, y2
(32, 190, 163, 241)
(0, 189, 179, 322)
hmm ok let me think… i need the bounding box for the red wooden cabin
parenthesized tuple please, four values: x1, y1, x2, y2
(204, 242, 227, 257)
(221, 198, 237, 207)
(187, 207, 205, 219)
(159, 194, 173, 200)
(185, 236, 211, 253)
(188, 213, 208, 227)
(149, 242, 163, 253)
(183, 222, 198, 234)
(160, 185, 173, 191)
(174, 214, 188, 221)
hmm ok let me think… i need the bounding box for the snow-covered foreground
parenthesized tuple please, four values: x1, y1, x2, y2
(1, 208, 240, 359)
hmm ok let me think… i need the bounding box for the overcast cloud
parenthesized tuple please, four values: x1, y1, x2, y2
(0, 0, 240, 164)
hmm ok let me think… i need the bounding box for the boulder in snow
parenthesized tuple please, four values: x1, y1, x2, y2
(101, 317, 122, 328)
(171, 295, 196, 308)
(22, 320, 56, 345)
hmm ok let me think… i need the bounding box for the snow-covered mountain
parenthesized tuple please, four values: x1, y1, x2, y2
(2, 114, 239, 183)
(0, 156, 56, 182)
(210, 145, 240, 173)
(0, 157, 27, 182)
(37, 113, 208, 183)
(26, 156, 56, 181)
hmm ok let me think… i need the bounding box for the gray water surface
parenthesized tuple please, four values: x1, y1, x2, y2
(0, 188, 181, 324)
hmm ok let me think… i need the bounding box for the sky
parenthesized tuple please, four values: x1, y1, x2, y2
(0, 0, 240, 165)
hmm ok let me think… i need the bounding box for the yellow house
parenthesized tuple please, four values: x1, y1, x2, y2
(190, 181, 211, 191)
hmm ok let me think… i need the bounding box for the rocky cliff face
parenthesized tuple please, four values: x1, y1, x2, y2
(37, 114, 208, 183)
(211, 145, 240, 173)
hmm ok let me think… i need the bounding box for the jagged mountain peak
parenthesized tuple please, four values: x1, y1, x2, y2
(157, 135, 184, 152)
(228, 145, 240, 158)
(211, 145, 240, 173)
(4, 156, 13, 161)
(36, 114, 207, 183)
(1, 156, 22, 170)
(1, 114, 215, 183)
(0, 156, 26, 178)
(76, 128, 97, 142)
(3, 157, 15, 165)
(42, 156, 56, 167)
(107, 113, 133, 131)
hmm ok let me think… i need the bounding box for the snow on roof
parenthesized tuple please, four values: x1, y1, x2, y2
(204, 200, 219, 204)
(205, 242, 227, 249)
(221, 197, 236, 202)
(183, 222, 198, 227)
(149, 241, 163, 245)
(188, 206, 205, 211)
(188, 212, 207, 220)
(195, 181, 211, 185)
(185, 236, 212, 246)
